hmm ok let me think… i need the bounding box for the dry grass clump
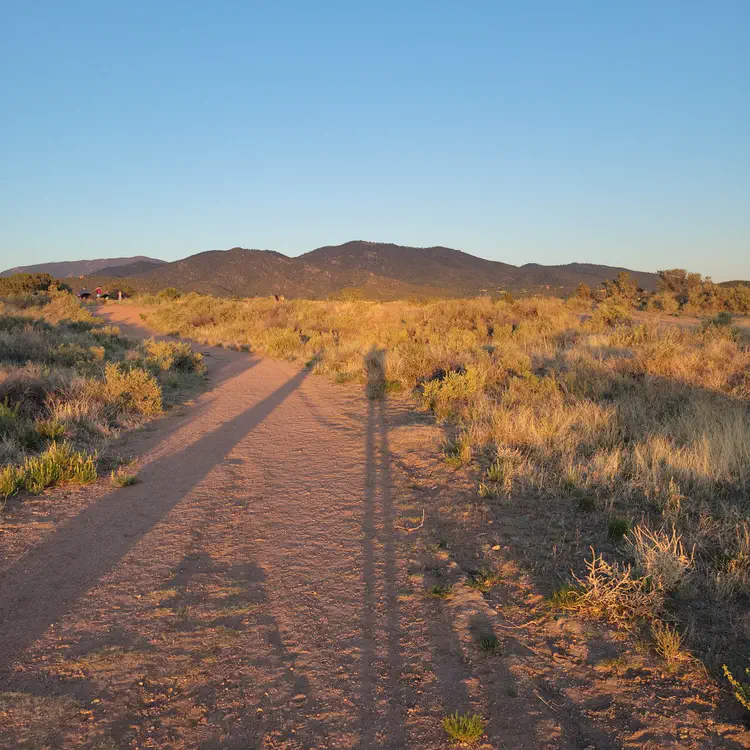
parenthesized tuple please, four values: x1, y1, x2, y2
(143, 293, 750, 673)
(626, 525, 693, 591)
(0, 292, 203, 500)
(90, 363, 163, 418)
(562, 549, 663, 626)
(111, 468, 139, 487)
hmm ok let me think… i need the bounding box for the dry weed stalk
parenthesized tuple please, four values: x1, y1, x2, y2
(568, 548, 661, 626)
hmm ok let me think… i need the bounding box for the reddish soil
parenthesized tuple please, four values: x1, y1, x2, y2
(0, 305, 747, 749)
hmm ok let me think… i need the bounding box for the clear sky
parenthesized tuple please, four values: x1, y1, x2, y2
(1, 1, 748, 279)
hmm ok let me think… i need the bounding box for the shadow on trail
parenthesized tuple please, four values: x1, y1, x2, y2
(0, 366, 310, 677)
(366, 349, 605, 747)
(358, 348, 409, 747)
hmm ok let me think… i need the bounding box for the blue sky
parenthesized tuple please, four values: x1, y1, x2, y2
(1, 1, 748, 279)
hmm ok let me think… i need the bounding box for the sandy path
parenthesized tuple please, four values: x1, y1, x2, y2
(0, 305, 569, 749)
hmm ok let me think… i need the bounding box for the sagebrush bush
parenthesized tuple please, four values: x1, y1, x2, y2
(143, 338, 205, 374)
(93, 363, 162, 417)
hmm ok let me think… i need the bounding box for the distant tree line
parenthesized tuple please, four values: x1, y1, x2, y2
(573, 269, 750, 315)
(0, 272, 71, 296)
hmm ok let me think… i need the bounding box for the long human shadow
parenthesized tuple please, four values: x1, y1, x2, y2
(359, 396, 379, 745)
(0, 366, 310, 678)
(359, 349, 408, 748)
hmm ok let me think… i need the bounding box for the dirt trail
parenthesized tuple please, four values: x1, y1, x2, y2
(0, 305, 570, 749)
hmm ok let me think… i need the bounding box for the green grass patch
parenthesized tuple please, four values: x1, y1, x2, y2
(426, 584, 454, 599)
(477, 633, 501, 654)
(1, 442, 97, 497)
(466, 567, 499, 592)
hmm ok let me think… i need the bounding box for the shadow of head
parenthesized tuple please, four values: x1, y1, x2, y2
(468, 612, 503, 655)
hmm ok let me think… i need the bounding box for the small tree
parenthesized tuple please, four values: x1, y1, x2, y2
(0, 272, 56, 296)
(339, 287, 364, 302)
(573, 283, 592, 300)
(657, 269, 689, 295)
(657, 269, 709, 308)
(647, 291, 679, 314)
(603, 271, 641, 306)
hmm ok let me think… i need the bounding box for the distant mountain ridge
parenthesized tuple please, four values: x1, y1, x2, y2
(4, 242, 663, 299)
(0, 256, 166, 279)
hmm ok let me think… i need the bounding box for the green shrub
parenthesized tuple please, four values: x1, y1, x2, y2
(421, 365, 485, 420)
(427, 584, 454, 599)
(0, 272, 56, 296)
(550, 583, 580, 609)
(0, 464, 24, 498)
(443, 434, 472, 468)
(651, 620, 684, 663)
(608, 516, 631, 541)
(52, 342, 93, 368)
(466, 568, 499, 592)
(261, 327, 304, 359)
(706, 311, 733, 329)
(590, 302, 632, 329)
(477, 633, 501, 654)
(111, 470, 139, 487)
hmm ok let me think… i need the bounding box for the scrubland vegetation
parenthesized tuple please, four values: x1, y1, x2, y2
(143, 290, 750, 704)
(571, 267, 750, 315)
(0, 291, 204, 500)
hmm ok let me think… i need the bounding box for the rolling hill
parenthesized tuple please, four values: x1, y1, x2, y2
(7, 241, 663, 299)
(0, 256, 166, 279)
